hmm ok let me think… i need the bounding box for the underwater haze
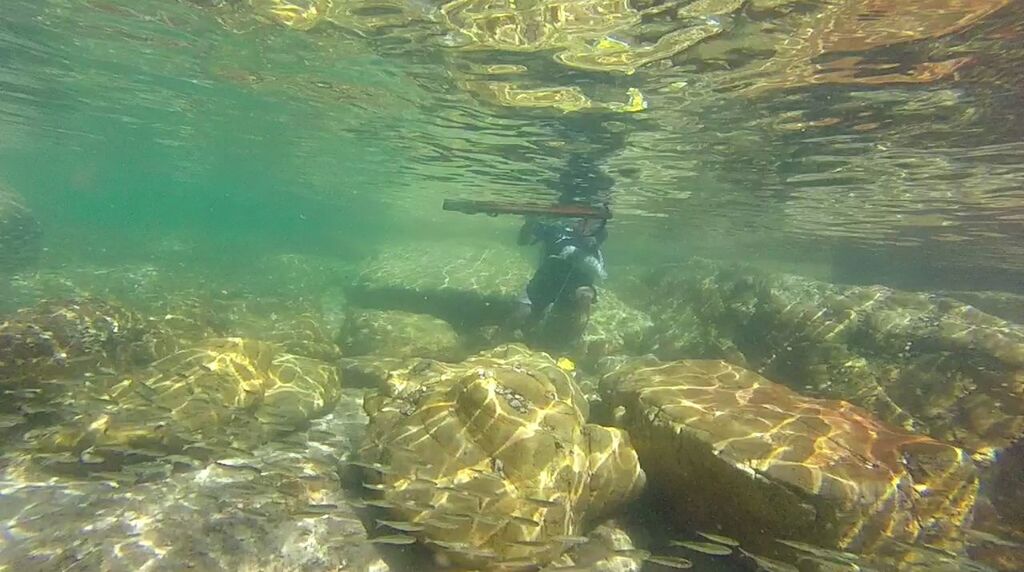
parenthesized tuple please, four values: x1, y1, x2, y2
(1, 1, 1023, 571)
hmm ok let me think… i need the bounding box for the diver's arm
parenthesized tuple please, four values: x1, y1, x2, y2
(517, 221, 535, 246)
(518, 216, 549, 246)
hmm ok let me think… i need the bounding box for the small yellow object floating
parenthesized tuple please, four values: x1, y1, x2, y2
(556, 357, 576, 372)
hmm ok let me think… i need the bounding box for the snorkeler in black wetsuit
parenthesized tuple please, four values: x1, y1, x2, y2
(508, 117, 621, 347)
(509, 211, 609, 346)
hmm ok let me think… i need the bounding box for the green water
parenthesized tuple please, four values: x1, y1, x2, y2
(1, 0, 1023, 571)
(3, 0, 1022, 288)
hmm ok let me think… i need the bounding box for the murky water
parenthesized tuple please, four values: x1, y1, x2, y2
(0, 1, 1022, 571)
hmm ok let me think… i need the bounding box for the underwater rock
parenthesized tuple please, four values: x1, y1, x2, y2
(245, 253, 358, 302)
(348, 244, 532, 328)
(338, 355, 414, 389)
(340, 308, 466, 362)
(3, 260, 350, 357)
(601, 357, 978, 559)
(939, 290, 1024, 326)
(988, 438, 1024, 530)
(358, 344, 646, 569)
(0, 391, 386, 572)
(233, 310, 342, 362)
(0, 184, 42, 275)
(28, 337, 341, 463)
(0, 297, 177, 386)
(578, 291, 654, 365)
(639, 259, 1024, 459)
(349, 243, 653, 360)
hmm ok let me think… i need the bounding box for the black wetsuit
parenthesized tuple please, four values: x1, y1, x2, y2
(518, 216, 607, 328)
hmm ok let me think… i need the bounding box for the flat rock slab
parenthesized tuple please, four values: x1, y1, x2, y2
(340, 308, 467, 362)
(939, 290, 1024, 326)
(348, 244, 531, 328)
(580, 291, 654, 365)
(601, 357, 978, 561)
(349, 244, 654, 361)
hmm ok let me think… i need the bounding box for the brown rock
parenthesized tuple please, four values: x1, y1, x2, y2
(601, 357, 978, 561)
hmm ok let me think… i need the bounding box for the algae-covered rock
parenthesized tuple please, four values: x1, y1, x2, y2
(0, 297, 176, 386)
(3, 260, 349, 361)
(639, 259, 1024, 459)
(601, 357, 978, 559)
(0, 184, 42, 275)
(337, 355, 412, 389)
(340, 308, 465, 361)
(29, 338, 341, 464)
(358, 344, 645, 569)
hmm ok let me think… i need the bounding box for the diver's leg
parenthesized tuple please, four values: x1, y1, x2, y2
(567, 285, 596, 339)
(504, 290, 533, 334)
(505, 260, 557, 334)
(514, 260, 566, 341)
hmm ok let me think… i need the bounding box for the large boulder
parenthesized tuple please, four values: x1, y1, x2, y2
(358, 344, 646, 569)
(638, 259, 1024, 461)
(340, 308, 466, 362)
(601, 357, 979, 565)
(28, 338, 340, 465)
(0, 184, 42, 275)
